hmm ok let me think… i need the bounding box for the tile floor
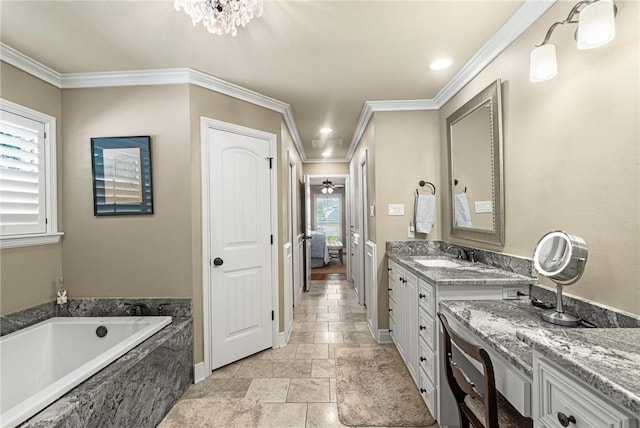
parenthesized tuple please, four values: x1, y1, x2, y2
(165, 279, 439, 427)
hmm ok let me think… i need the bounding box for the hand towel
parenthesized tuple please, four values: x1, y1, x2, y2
(454, 193, 472, 227)
(415, 194, 436, 234)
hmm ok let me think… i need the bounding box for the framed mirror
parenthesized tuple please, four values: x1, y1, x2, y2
(446, 79, 504, 245)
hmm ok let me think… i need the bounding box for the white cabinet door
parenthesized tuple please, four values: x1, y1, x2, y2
(404, 272, 418, 382)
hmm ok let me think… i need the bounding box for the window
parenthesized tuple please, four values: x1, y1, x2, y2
(0, 99, 60, 248)
(314, 194, 342, 241)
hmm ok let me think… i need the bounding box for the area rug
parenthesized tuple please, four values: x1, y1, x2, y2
(158, 398, 264, 428)
(335, 347, 436, 427)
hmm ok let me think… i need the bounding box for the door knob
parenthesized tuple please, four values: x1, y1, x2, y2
(213, 257, 224, 266)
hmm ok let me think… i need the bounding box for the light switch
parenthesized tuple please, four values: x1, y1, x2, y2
(475, 200, 493, 213)
(387, 204, 405, 216)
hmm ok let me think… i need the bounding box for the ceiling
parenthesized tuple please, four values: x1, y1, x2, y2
(0, 0, 531, 162)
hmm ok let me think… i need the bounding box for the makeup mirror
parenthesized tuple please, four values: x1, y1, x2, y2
(533, 231, 588, 326)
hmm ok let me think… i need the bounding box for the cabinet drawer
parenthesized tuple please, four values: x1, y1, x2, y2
(535, 357, 636, 428)
(389, 317, 396, 343)
(389, 297, 396, 323)
(419, 338, 436, 384)
(418, 279, 435, 317)
(419, 368, 437, 419)
(418, 311, 436, 350)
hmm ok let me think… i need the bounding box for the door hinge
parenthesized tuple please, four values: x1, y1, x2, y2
(271, 310, 275, 321)
(270, 235, 274, 245)
(266, 157, 273, 169)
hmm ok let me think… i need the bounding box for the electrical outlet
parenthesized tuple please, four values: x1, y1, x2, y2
(503, 287, 525, 300)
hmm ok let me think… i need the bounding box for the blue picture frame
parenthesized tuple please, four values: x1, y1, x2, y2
(90, 136, 153, 216)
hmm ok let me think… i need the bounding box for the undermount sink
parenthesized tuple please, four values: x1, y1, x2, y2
(415, 259, 461, 268)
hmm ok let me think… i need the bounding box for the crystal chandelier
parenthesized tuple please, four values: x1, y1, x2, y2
(174, 0, 263, 36)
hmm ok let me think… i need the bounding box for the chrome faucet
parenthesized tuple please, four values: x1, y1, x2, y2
(125, 302, 152, 316)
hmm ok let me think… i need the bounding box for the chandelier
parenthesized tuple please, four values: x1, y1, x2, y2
(174, 0, 263, 36)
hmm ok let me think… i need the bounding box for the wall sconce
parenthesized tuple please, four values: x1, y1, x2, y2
(530, 0, 617, 82)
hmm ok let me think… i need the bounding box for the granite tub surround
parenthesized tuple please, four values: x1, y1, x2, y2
(438, 299, 566, 379)
(1, 298, 192, 336)
(530, 284, 640, 328)
(518, 328, 640, 416)
(19, 317, 193, 428)
(0, 301, 55, 336)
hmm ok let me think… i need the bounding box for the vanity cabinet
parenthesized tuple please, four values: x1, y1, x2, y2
(388, 260, 418, 382)
(533, 355, 637, 428)
(418, 278, 438, 417)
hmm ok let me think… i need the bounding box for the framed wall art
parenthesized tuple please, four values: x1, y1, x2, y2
(90, 136, 153, 216)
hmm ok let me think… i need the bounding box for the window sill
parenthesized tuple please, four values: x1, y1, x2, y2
(0, 233, 64, 249)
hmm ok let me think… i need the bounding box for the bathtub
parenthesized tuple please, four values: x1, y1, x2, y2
(0, 316, 172, 428)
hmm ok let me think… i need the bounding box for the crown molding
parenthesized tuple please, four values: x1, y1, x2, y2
(344, 0, 556, 163)
(0, 43, 62, 88)
(0, 43, 307, 161)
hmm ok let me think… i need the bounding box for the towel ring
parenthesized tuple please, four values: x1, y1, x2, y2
(417, 180, 436, 195)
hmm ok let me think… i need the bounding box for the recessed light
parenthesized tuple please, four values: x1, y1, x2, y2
(429, 57, 453, 71)
(320, 127, 333, 134)
(322, 149, 332, 157)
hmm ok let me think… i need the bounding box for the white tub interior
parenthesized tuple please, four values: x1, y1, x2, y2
(0, 316, 171, 428)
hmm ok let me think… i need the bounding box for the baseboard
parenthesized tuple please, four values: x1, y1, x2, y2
(276, 330, 288, 348)
(377, 329, 393, 344)
(193, 362, 206, 384)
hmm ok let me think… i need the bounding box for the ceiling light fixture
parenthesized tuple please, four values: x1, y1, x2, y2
(530, 0, 616, 82)
(174, 0, 263, 36)
(320, 127, 333, 134)
(429, 57, 454, 71)
(322, 149, 332, 158)
(321, 180, 335, 194)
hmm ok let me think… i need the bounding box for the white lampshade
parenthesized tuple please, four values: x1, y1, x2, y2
(530, 44, 558, 82)
(327, 187, 334, 194)
(577, 0, 616, 50)
(321, 187, 328, 194)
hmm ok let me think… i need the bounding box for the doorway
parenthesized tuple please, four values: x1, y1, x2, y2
(200, 118, 278, 374)
(304, 174, 350, 284)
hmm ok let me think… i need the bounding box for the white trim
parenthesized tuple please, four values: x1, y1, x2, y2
(193, 362, 206, 384)
(200, 117, 279, 379)
(0, 233, 63, 249)
(276, 331, 289, 349)
(1, 0, 554, 164)
(344, 0, 556, 162)
(0, 98, 61, 248)
(377, 329, 393, 344)
(0, 44, 62, 88)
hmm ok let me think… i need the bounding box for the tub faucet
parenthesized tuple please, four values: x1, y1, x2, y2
(125, 302, 151, 316)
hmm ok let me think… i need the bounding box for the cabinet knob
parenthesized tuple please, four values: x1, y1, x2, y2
(403, 279, 408, 283)
(389, 309, 393, 312)
(420, 356, 426, 362)
(420, 388, 426, 394)
(389, 329, 393, 333)
(557, 412, 576, 427)
(388, 267, 392, 271)
(399, 276, 404, 282)
(388, 288, 392, 291)
(419, 325, 426, 331)
(419, 293, 425, 299)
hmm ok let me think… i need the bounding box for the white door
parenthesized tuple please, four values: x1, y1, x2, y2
(208, 127, 273, 370)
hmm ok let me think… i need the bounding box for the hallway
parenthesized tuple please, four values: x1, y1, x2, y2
(160, 280, 439, 427)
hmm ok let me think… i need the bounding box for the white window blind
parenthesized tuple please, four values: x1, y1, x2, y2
(314, 195, 342, 241)
(0, 109, 46, 236)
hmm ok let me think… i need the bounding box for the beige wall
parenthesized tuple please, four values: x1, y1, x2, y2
(350, 120, 375, 242)
(303, 162, 349, 176)
(61, 85, 192, 303)
(0, 62, 63, 315)
(372, 110, 441, 328)
(440, 1, 640, 314)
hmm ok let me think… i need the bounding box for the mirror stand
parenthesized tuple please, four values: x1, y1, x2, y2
(541, 283, 581, 327)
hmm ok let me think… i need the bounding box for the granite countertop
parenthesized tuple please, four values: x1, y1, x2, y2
(518, 328, 640, 416)
(387, 251, 536, 287)
(439, 299, 640, 417)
